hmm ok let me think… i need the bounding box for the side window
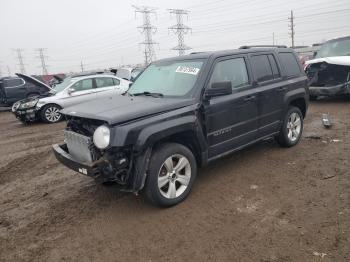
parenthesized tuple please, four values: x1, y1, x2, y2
(71, 79, 93, 91)
(268, 54, 281, 79)
(209, 57, 249, 89)
(4, 78, 24, 87)
(112, 78, 120, 86)
(278, 52, 301, 77)
(95, 77, 115, 88)
(250, 55, 274, 82)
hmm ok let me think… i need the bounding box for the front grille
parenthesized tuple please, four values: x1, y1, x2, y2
(64, 130, 94, 163)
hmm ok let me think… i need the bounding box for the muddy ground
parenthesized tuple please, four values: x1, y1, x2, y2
(0, 99, 349, 262)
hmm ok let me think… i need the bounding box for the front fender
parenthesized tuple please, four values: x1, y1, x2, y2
(135, 115, 205, 151)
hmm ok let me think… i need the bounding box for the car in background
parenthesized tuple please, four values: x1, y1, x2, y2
(115, 67, 144, 82)
(12, 74, 130, 123)
(0, 74, 52, 105)
(305, 36, 350, 99)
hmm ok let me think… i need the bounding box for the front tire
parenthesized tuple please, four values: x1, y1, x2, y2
(277, 106, 303, 147)
(40, 104, 63, 123)
(144, 143, 197, 207)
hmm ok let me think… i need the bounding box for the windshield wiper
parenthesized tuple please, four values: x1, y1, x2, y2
(133, 91, 164, 98)
(122, 91, 134, 97)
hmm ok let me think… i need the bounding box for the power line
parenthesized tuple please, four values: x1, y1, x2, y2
(168, 9, 192, 56)
(133, 5, 158, 66)
(13, 48, 26, 74)
(35, 48, 49, 75)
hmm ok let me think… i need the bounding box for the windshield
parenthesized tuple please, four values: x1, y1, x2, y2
(315, 38, 350, 58)
(52, 77, 75, 93)
(128, 60, 204, 97)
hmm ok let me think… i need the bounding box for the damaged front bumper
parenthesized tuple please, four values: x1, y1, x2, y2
(12, 107, 39, 122)
(53, 144, 101, 177)
(52, 143, 149, 192)
(309, 82, 350, 96)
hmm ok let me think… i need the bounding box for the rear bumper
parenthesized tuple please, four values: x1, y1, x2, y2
(53, 144, 100, 178)
(309, 82, 350, 96)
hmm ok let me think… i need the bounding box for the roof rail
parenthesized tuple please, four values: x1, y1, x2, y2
(190, 52, 207, 54)
(239, 45, 287, 49)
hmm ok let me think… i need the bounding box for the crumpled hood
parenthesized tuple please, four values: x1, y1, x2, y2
(305, 56, 350, 66)
(61, 95, 195, 125)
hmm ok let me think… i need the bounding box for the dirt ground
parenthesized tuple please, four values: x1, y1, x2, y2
(0, 99, 349, 262)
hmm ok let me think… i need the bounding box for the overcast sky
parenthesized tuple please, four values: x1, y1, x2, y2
(0, 0, 349, 75)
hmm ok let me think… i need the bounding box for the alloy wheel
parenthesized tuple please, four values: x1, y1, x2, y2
(45, 106, 61, 123)
(287, 112, 301, 142)
(157, 154, 191, 199)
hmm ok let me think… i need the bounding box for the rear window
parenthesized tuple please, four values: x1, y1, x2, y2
(4, 78, 24, 87)
(278, 52, 301, 77)
(250, 55, 274, 82)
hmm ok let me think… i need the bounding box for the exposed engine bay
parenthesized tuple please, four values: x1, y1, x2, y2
(306, 62, 350, 96)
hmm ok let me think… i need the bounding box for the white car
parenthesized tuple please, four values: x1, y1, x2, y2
(12, 74, 130, 123)
(305, 36, 350, 99)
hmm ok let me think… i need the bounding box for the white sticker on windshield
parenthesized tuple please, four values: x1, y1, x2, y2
(175, 66, 200, 75)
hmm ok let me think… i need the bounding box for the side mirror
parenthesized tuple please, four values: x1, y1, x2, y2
(205, 81, 232, 99)
(67, 88, 75, 94)
(313, 51, 317, 58)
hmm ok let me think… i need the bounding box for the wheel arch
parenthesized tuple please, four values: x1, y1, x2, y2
(289, 97, 306, 118)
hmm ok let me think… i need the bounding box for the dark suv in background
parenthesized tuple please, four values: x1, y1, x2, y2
(0, 74, 52, 105)
(53, 46, 309, 207)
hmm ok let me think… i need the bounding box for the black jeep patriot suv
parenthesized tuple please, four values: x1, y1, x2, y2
(53, 47, 309, 207)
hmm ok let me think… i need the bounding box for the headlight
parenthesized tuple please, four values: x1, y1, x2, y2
(19, 99, 39, 109)
(12, 101, 20, 112)
(93, 125, 110, 149)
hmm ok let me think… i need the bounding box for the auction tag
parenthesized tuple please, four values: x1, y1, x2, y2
(175, 66, 200, 75)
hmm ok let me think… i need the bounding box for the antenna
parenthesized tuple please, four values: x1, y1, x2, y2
(168, 9, 192, 56)
(133, 5, 158, 65)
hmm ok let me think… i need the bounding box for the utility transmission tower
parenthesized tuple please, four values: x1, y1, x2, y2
(133, 5, 158, 65)
(13, 48, 26, 74)
(7, 66, 11, 76)
(35, 48, 49, 75)
(288, 10, 295, 48)
(168, 9, 191, 56)
(80, 61, 84, 72)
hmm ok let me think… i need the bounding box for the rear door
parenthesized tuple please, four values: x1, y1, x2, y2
(61, 78, 96, 107)
(94, 77, 122, 98)
(249, 53, 285, 138)
(204, 55, 259, 159)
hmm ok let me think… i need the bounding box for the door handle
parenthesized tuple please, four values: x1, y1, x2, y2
(277, 87, 287, 92)
(243, 95, 256, 102)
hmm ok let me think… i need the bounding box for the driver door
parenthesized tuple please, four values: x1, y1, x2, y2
(204, 55, 259, 160)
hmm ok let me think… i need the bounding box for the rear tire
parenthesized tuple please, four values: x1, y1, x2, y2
(276, 106, 303, 147)
(144, 143, 197, 207)
(40, 104, 63, 123)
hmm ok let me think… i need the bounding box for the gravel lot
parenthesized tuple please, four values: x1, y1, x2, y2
(0, 99, 349, 262)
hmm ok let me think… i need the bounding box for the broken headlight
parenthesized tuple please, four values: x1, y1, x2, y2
(93, 125, 110, 149)
(19, 99, 39, 109)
